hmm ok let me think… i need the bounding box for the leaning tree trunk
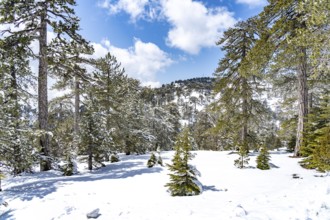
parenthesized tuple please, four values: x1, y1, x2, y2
(294, 47, 308, 157)
(38, 5, 51, 171)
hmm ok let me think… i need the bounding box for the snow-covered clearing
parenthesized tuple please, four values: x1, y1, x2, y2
(1, 150, 329, 220)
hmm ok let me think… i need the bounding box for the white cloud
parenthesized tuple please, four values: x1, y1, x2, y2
(99, 0, 158, 21)
(235, 0, 267, 7)
(162, 0, 236, 54)
(91, 39, 173, 87)
(98, 0, 237, 54)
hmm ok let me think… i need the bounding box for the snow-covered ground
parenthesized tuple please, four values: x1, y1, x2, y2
(1, 150, 329, 220)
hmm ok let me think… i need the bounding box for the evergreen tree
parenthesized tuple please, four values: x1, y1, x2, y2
(0, 0, 92, 171)
(148, 104, 179, 151)
(91, 53, 125, 159)
(0, 37, 35, 175)
(50, 41, 93, 163)
(300, 91, 330, 172)
(110, 153, 120, 163)
(116, 79, 155, 155)
(213, 18, 269, 153)
(165, 128, 202, 196)
(79, 92, 104, 170)
(48, 97, 74, 158)
(247, 0, 330, 156)
(147, 152, 157, 168)
(234, 145, 250, 169)
(256, 146, 271, 170)
(193, 110, 220, 150)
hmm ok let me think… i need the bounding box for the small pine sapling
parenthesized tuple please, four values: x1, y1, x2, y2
(234, 145, 250, 169)
(256, 147, 271, 170)
(147, 152, 157, 168)
(110, 154, 120, 163)
(165, 128, 202, 196)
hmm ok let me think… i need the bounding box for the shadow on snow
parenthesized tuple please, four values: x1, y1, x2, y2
(3, 160, 163, 202)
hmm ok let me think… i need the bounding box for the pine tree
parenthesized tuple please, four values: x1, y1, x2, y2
(247, 0, 330, 157)
(193, 110, 220, 150)
(147, 152, 157, 168)
(110, 153, 120, 163)
(165, 128, 202, 196)
(50, 41, 93, 163)
(234, 145, 250, 169)
(91, 53, 125, 159)
(256, 147, 271, 170)
(300, 91, 330, 172)
(79, 92, 103, 171)
(213, 18, 269, 153)
(0, 37, 35, 175)
(0, 0, 92, 171)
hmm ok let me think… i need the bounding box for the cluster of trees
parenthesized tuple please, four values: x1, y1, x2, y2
(212, 0, 329, 171)
(0, 0, 181, 175)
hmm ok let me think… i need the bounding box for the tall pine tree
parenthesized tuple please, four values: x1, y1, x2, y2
(0, 0, 92, 171)
(0, 37, 35, 175)
(213, 18, 269, 155)
(247, 0, 330, 156)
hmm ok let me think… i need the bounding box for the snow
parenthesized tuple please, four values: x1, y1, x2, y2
(1, 150, 329, 220)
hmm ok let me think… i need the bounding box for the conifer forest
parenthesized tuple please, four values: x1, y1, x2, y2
(0, 1, 329, 219)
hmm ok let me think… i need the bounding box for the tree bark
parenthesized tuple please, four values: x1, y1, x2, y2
(241, 32, 249, 153)
(241, 78, 249, 153)
(38, 3, 51, 171)
(10, 66, 22, 175)
(73, 77, 80, 154)
(294, 47, 308, 157)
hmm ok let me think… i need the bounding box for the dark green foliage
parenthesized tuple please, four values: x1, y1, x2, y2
(61, 156, 76, 176)
(147, 152, 163, 168)
(234, 145, 250, 169)
(287, 136, 296, 153)
(147, 152, 157, 168)
(300, 92, 330, 172)
(213, 18, 270, 152)
(0, 37, 36, 175)
(165, 128, 202, 196)
(256, 147, 271, 170)
(247, 0, 330, 157)
(110, 154, 120, 163)
(193, 110, 220, 150)
(79, 92, 103, 171)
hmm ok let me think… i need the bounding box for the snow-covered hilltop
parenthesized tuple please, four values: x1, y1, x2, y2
(1, 150, 329, 219)
(146, 77, 215, 125)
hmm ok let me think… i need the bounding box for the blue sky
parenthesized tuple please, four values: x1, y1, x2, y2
(74, 0, 267, 87)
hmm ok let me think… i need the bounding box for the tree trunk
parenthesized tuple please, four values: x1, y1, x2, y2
(73, 77, 80, 154)
(241, 35, 249, 153)
(242, 89, 249, 153)
(294, 47, 308, 157)
(38, 4, 51, 171)
(88, 143, 93, 171)
(10, 66, 22, 175)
